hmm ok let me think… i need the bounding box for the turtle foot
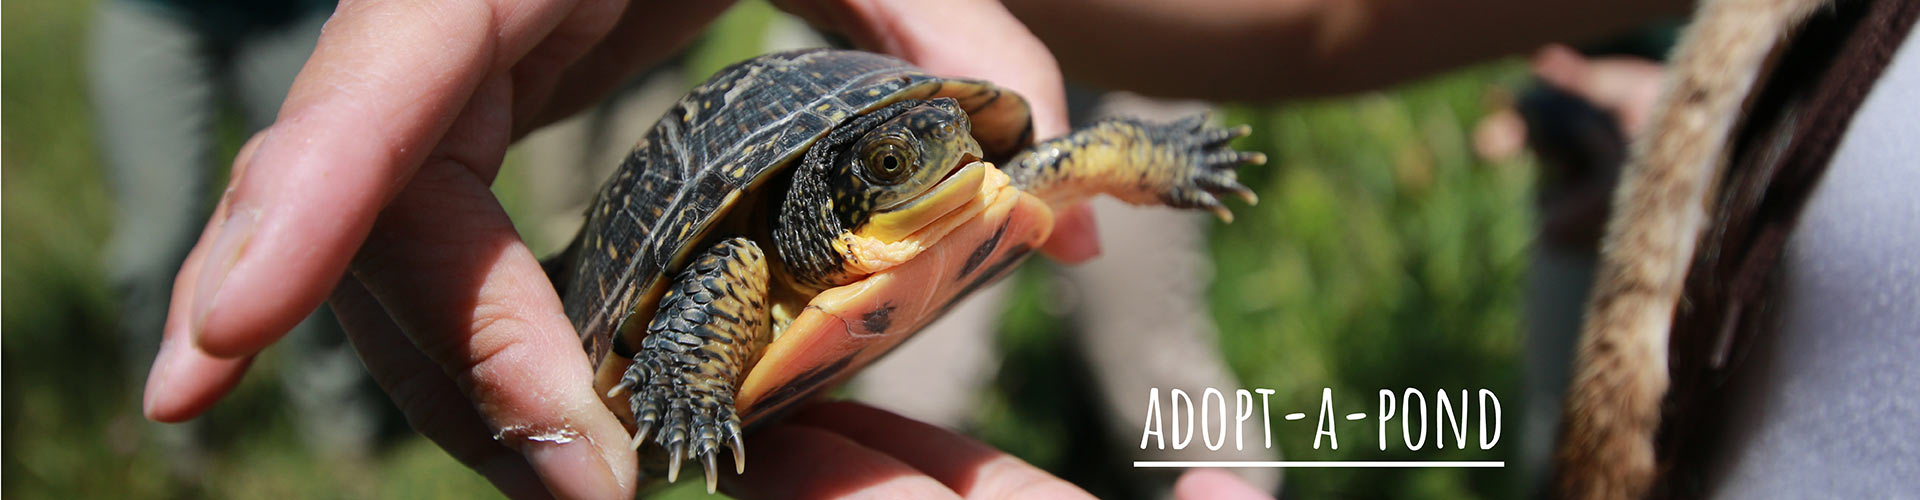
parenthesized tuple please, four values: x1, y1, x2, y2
(608, 237, 769, 493)
(1149, 114, 1266, 223)
(614, 352, 748, 493)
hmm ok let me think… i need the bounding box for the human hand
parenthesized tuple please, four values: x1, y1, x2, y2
(1472, 44, 1665, 248)
(143, 1, 742, 496)
(1529, 44, 1664, 136)
(724, 401, 1272, 500)
(140, 1, 1093, 499)
(1474, 44, 1665, 161)
(1529, 44, 1666, 248)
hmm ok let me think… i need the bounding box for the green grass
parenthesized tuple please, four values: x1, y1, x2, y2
(5, 1, 1536, 498)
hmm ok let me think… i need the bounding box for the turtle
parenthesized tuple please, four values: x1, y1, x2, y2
(548, 48, 1265, 492)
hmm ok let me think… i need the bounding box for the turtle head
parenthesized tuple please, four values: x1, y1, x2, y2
(829, 97, 988, 240)
(751, 93, 1054, 423)
(776, 97, 999, 295)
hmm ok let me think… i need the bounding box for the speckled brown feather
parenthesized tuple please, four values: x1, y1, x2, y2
(1552, 0, 1829, 497)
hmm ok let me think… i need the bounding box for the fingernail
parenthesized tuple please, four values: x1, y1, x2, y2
(230, 129, 271, 185)
(142, 337, 178, 418)
(191, 204, 261, 341)
(523, 438, 622, 499)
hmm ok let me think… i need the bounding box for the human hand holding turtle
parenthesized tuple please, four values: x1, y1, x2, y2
(550, 47, 1259, 492)
(139, 0, 1090, 497)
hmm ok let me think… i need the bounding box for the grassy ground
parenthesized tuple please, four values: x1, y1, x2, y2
(4, 1, 1536, 498)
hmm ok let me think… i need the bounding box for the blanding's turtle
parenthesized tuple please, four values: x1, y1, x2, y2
(549, 49, 1264, 491)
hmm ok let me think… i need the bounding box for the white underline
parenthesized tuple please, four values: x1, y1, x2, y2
(1133, 461, 1505, 468)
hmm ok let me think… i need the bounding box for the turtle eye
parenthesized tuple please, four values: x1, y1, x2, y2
(864, 142, 913, 183)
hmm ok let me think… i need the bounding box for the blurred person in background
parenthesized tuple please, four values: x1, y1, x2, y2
(995, 1, 1685, 496)
(1008, 1, 1912, 498)
(87, 0, 387, 479)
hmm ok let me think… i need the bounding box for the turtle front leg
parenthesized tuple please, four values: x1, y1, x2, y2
(1005, 115, 1265, 221)
(607, 237, 770, 493)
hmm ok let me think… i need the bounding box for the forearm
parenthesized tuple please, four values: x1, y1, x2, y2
(1004, 0, 1691, 100)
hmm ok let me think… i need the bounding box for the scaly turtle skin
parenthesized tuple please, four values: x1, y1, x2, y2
(549, 49, 1264, 492)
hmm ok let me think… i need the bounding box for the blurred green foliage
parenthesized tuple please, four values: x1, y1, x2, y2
(1207, 73, 1533, 498)
(5, 0, 1535, 498)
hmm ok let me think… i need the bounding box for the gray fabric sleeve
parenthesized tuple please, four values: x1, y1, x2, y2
(1705, 21, 1920, 499)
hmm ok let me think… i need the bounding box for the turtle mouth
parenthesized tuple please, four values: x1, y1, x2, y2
(859, 153, 987, 242)
(836, 154, 1011, 279)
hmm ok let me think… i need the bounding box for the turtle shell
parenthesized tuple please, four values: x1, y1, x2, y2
(559, 49, 1034, 371)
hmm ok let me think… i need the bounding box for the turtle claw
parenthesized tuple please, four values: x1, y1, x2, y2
(732, 431, 748, 474)
(702, 452, 720, 493)
(1203, 202, 1236, 224)
(637, 426, 660, 451)
(667, 446, 685, 483)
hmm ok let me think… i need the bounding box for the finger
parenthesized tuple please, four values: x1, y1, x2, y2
(149, 43, 518, 421)
(144, 132, 273, 422)
(501, 0, 631, 135)
(143, 228, 253, 421)
(330, 277, 553, 500)
(186, 0, 584, 359)
(1039, 203, 1101, 263)
(528, 1, 737, 132)
(722, 424, 961, 500)
(351, 160, 635, 498)
(787, 401, 1092, 500)
(776, 0, 1070, 140)
(1529, 45, 1588, 90)
(1173, 469, 1274, 500)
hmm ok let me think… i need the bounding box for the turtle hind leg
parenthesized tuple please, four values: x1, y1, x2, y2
(609, 237, 770, 493)
(1004, 115, 1266, 221)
